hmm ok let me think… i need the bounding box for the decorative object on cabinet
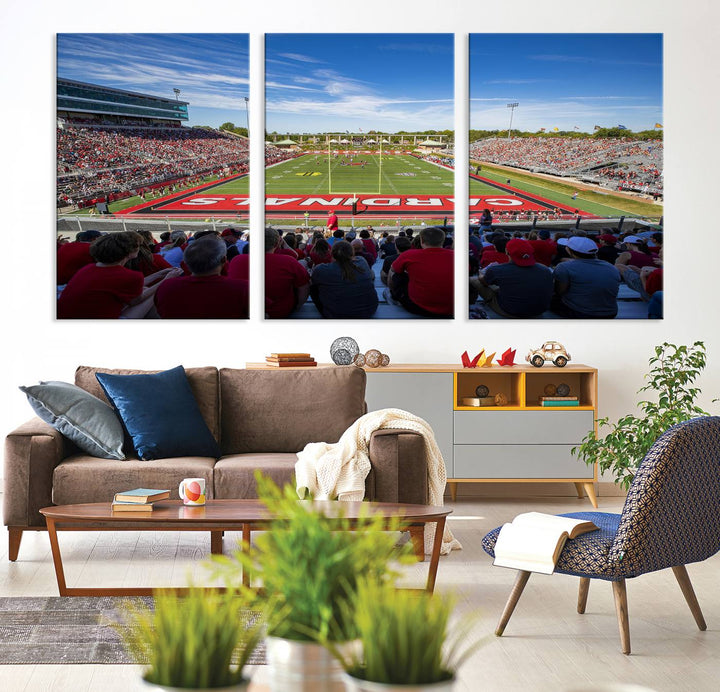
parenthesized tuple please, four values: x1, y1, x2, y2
(330, 337, 360, 365)
(497, 348, 517, 366)
(526, 342, 571, 368)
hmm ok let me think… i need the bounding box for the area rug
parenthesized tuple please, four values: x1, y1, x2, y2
(0, 597, 265, 665)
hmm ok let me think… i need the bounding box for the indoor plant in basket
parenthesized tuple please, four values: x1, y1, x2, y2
(573, 342, 716, 489)
(209, 473, 412, 692)
(330, 579, 483, 691)
(118, 586, 262, 691)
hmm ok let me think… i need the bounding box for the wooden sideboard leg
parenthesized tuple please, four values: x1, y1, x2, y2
(611, 579, 631, 655)
(573, 482, 585, 499)
(672, 565, 707, 631)
(408, 525, 425, 562)
(583, 482, 598, 508)
(210, 530, 224, 555)
(448, 482, 458, 502)
(8, 528, 23, 561)
(577, 577, 590, 614)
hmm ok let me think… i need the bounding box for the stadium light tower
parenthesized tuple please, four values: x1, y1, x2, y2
(507, 102, 519, 139)
(173, 88, 181, 101)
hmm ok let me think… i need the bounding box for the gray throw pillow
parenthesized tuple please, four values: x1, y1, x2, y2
(20, 381, 125, 460)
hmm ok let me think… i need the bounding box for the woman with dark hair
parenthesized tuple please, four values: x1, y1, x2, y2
(615, 235, 656, 270)
(126, 230, 172, 277)
(309, 236, 332, 267)
(310, 240, 378, 318)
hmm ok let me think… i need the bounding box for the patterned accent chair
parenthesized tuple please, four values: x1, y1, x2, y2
(481, 416, 720, 654)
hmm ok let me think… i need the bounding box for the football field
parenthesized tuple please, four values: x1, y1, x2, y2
(266, 153, 454, 195)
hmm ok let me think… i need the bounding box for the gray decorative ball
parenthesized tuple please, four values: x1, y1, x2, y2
(556, 383, 571, 396)
(330, 337, 359, 365)
(475, 384, 490, 398)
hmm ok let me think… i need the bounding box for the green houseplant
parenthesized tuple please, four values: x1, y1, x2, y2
(119, 587, 262, 691)
(331, 579, 483, 691)
(209, 473, 413, 692)
(573, 342, 715, 489)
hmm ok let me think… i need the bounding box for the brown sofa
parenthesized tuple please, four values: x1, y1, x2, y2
(4, 365, 427, 561)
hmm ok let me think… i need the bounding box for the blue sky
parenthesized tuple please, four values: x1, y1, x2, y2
(57, 34, 249, 128)
(265, 34, 454, 133)
(470, 34, 663, 133)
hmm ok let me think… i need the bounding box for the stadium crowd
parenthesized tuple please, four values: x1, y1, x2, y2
(469, 222, 663, 319)
(57, 124, 249, 208)
(470, 137, 663, 196)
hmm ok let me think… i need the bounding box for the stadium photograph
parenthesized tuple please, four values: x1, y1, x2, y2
(262, 33, 455, 320)
(56, 33, 252, 320)
(467, 33, 663, 320)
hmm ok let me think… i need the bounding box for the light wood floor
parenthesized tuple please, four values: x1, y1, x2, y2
(1, 493, 718, 692)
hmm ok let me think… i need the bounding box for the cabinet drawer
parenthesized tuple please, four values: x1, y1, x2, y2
(454, 410, 594, 445)
(453, 444, 593, 479)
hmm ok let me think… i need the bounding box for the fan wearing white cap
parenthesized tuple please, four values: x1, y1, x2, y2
(615, 235, 656, 271)
(551, 235, 621, 319)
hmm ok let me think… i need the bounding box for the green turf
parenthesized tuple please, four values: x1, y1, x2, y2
(265, 154, 454, 195)
(470, 162, 662, 220)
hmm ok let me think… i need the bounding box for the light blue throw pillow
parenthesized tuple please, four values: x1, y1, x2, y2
(20, 381, 125, 460)
(95, 365, 221, 461)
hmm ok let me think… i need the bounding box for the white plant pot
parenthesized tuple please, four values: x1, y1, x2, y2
(265, 636, 346, 692)
(141, 676, 249, 691)
(341, 672, 456, 692)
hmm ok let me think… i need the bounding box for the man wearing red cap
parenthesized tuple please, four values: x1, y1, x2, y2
(326, 210, 339, 232)
(472, 238, 553, 318)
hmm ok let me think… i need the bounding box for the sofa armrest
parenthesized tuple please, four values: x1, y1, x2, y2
(366, 429, 427, 505)
(4, 418, 67, 528)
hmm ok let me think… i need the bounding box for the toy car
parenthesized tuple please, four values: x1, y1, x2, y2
(526, 341, 571, 368)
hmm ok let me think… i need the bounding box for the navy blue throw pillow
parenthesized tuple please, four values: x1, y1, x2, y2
(95, 366, 221, 460)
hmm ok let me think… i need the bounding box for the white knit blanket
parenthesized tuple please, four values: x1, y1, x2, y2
(295, 408, 461, 556)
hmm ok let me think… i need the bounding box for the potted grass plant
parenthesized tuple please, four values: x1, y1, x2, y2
(118, 587, 262, 691)
(330, 579, 483, 691)
(209, 473, 413, 692)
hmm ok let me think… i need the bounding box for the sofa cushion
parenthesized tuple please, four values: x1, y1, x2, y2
(53, 454, 216, 505)
(19, 381, 125, 460)
(219, 367, 367, 454)
(214, 453, 299, 499)
(95, 366, 221, 461)
(75, 365, 220, 441)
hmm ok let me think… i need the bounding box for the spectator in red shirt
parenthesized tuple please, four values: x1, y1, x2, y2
(264, 228, 310, 318)
(126, 230, 172, 277)
(154, 236, 249, 319)
(389, 226, 454, 318)
(58, 231, 179, 319)
(480, 234, 510, 268)
(56, 229, 102, 285)
(327, 210, 339, 232)
(528, 229, 557, 267)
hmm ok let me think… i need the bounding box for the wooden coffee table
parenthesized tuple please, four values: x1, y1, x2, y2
(40, 499, 451, 597)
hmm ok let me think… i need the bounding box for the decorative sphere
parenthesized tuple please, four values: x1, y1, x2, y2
(330, 337, 359, 365)
(380, 353, 390, 367)
(556, 383, 571, 396)
(332, 349, 353, 366)
(475, 384, 490, 398)
(494, 392, 508, 406)
(365, 349, 382, 368)
(353, 353, 366, 367)
(544, 384, 557, 396)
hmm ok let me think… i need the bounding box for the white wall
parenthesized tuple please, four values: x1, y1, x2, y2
(2, 1, 719, 446)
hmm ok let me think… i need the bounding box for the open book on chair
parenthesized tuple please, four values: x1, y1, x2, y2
(493, 512, 599, 574)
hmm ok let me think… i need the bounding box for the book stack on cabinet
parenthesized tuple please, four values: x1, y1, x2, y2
(265, 353, 317, 368)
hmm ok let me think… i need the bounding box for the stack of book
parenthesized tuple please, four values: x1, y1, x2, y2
(111, 488, 170, 512)
(265, 353, 317, 368)
(538, 396, 580, 407)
